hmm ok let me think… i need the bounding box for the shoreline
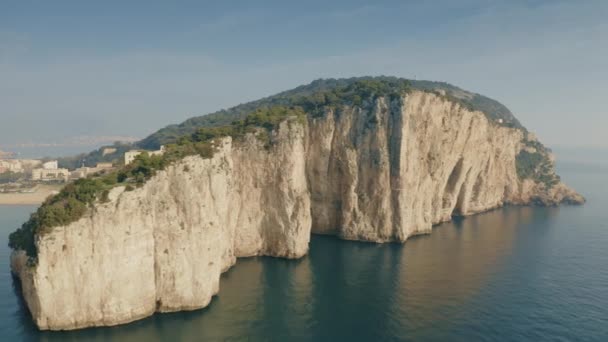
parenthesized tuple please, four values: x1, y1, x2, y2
(0, 184, 63, 206)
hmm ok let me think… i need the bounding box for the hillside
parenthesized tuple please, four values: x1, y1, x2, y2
(58, 77, 523, 168)
(138, 77, 522, 149)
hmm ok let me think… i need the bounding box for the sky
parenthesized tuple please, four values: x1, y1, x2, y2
(1, 0, 607, 152)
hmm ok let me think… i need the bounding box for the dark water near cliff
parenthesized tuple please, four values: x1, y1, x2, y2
(1, 161, 607, 341)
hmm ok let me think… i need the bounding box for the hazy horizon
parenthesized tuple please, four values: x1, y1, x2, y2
(1, 0, 606, 150)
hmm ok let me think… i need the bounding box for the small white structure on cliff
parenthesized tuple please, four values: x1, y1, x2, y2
(96, 162, 114, 170)
(70, 162, 116, 180)
(124, 146, 165, 165)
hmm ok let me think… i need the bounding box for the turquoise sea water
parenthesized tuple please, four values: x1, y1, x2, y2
(0, 160, 607, 341)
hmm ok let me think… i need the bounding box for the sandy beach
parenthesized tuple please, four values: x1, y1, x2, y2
(0, 184, 63, 205)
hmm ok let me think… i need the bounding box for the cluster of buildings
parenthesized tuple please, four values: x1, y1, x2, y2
(0, 155, 114, 183)
(32, 161, 123, 182)
(7, 159, 117, 183)
(31, 161, 69, 182)
(0, 159, 42, 174)
(0, 145, 166, 184)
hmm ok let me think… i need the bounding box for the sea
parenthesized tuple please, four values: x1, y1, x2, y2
(0, 153, 606, 341)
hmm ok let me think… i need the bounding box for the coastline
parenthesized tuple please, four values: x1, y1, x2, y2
(0, 184, 62, 206)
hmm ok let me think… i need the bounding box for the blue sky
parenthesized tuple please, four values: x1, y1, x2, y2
(1, 0, 606, 150)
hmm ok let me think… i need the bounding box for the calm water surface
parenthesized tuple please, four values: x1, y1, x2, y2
(0, 161, 607, 341)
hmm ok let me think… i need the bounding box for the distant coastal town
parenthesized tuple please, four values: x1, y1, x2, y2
(0, 145, 164, 205)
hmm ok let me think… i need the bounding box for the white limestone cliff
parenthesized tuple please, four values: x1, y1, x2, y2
(11, 91, 583, 330)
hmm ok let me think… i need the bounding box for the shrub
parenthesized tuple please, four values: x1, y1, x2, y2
(100, 190, 110, 203)
(193, 142, 214, 158)
(516, 150, 559, 188)
(516, 151, 544, 180)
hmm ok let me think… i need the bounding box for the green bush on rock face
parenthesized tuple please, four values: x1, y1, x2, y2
(286, 79, 410, 117)
(515, 149, 560, 189)
(8, 220, 37, 259)
(516, 150, 544, 179)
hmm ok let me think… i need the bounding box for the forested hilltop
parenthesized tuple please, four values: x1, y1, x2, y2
(138, 77, 522, 149)
(57, 77, 522, 169)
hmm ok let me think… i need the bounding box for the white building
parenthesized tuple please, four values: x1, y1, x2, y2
(42, 160, 58, 170)
(124, 146, 165, 165)
(96, 162, 114, 170)
(31, 167, 69, 182)
(124, 151, 142, 166)
(102, 147, 117, 156)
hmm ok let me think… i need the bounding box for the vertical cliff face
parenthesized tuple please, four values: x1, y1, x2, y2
(11, 124, 312, 330)
(11, 91, 583, 330)
(306, 91, 581, 241)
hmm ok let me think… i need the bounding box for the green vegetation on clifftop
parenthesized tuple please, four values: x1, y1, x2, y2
(139, 77, 517, 149)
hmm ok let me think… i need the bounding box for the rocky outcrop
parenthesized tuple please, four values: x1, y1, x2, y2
(11, 91, 583, 330)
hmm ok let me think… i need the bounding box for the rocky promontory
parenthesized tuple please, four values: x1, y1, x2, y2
(9, 78, 583, 330)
